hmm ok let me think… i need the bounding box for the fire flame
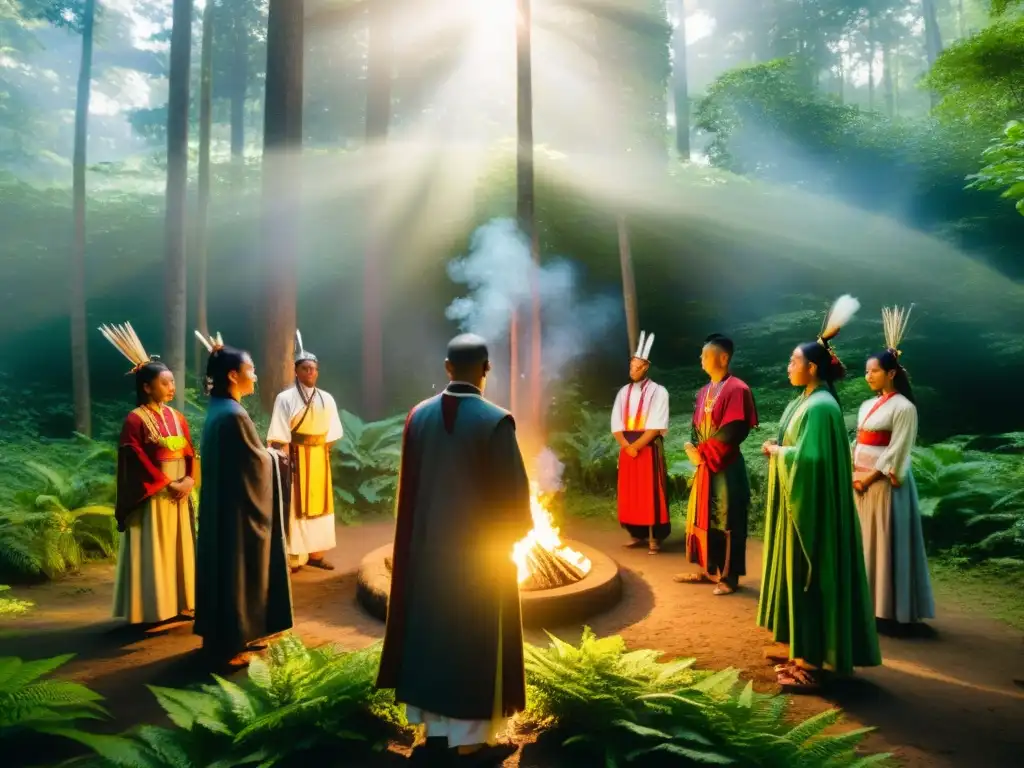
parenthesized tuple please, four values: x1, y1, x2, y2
(511, 481, 592, 584)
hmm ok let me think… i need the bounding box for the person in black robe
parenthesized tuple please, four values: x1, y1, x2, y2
(377, 334, 532, 766)
(193, 335, 293, 667)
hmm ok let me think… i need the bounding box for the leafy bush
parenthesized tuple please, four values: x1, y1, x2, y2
(66, 635, 405, 767)
(912, 437, 1024, 562)
(521, 628, 890, 767)
(0, 446, 118, 582)
(0, 584, 32, 618)
(0, 654, 109, 747)
(331, 411, 405, 516)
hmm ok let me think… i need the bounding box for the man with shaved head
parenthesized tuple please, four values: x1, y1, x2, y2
(377, 333, 532, 765)
(676, 334, 758, 595)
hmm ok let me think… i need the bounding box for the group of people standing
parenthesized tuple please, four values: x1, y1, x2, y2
(102, 323, 343, 667)
(612, 298, 935, 691)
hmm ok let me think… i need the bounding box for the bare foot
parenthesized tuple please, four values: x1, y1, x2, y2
(623, 538, 645, 549)
(674, 572, 711, 584)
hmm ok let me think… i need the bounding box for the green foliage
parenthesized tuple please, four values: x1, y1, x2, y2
(0, 653, 109, 749)
(522, 627, 890, 767)
(0, 441, 118, 581)
(0, 583, 32, 617)
(912, 436, 1024, 561)
(967, 119, 1024, 215)
(65, 635, 404, 767)
(330, 410, 405, 517)
(924, 17, 1024, 129)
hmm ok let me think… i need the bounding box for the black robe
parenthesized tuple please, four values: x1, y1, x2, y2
(194, 396, 293, 657)
(376, 383, 533, 721)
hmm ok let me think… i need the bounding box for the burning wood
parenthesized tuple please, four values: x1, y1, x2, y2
(512, 481, 592, 591)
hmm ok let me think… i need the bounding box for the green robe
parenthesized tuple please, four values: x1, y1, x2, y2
(194, 396, 293, 657)
(757, 388, 881, 674)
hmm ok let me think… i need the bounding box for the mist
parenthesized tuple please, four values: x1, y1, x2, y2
(445, 217, 620, 403)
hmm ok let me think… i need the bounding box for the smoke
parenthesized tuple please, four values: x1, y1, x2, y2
(446, 218, 620, 386)
(533, 447, 565, 494)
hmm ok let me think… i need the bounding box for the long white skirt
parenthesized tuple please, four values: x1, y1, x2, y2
(286, 513, 336, 556)
(112, 458, 196, 624)
(404, 706, 505, 748)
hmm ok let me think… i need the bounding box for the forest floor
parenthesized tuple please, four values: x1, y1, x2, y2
(3, 517, 1024, 768)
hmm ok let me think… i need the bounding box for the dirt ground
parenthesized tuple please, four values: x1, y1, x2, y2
(3, 517, 1023, 768)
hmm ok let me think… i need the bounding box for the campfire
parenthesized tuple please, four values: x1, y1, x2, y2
(511, 481, 592, 591)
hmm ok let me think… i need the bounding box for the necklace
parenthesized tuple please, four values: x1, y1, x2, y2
(703, 380, 726, 415)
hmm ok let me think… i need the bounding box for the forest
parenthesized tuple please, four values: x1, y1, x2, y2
(1, 0, 1023, 767)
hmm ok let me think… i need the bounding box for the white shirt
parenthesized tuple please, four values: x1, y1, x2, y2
(610, 379, 670, 434)
(267, 384, 344, 444)
(853, 393, 917, 482)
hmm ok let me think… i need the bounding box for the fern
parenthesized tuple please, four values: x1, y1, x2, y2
(72, 636, 405, 767)
(522, 629, 890, 767)
(0, 653, 109, 754)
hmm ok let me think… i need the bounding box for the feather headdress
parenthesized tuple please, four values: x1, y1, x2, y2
(98, 322, 156, 374)
(881, 304, 914, 359)
(815, 294, 860, 366)
(634, 330, 655, 362)
(194, 330, 225, 354)
(294, 328, 317, 363)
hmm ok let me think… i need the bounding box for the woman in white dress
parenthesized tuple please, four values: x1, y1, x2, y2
(852, 306, 935, 625)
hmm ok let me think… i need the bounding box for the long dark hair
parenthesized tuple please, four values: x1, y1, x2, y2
(134, 360, 170, 406)
(869, 349, 916, 404)
(205, 345, 248, 398)
(798, 340, 847, 405)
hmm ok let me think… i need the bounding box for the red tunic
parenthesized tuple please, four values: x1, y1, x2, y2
(616, 382, 670, 530)
(686, 376, 758, 570)
(115, 405, 195, 531)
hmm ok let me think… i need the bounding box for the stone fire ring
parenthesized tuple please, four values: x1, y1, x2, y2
(356, 540, 622, 630)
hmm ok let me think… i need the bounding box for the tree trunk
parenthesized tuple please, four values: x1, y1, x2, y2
(882, 44, 895, 118)
(867, 13, 876, 111)
(672, 1, 690, 160)
(617, 215, 639, 358)
(230, 14, 247, 160)
(195, 0, 215, 388)
(70, 0, 96, 437)
(362, 0, 393, 420)
(261, 0, 304, 413)
(516, 0, 541, 441)
(164, 0, 193, 412)
(921, 0, 943, 108)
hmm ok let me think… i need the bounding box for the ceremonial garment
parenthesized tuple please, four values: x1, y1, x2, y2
(267, 384, 344, 559)
(685, 375, 758, 580)
(611, 379, 671, 542)
(112, 405, 196, 624)
(757, 388, 881, 674)
(854, 392, 935, 623)
(377, 382, 532, 747)
(194, 397, 293, 658)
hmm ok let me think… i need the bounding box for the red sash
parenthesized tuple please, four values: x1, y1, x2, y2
(857, 393, 896, 448)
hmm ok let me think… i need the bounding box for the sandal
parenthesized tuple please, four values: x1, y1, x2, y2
(623, 538, 646, 549)
(777, 665, 821, 693)
(674, 572, 712, 584)
(648, 542, 661, 555)
(713, 583, 736, 595)
(307, 558, 335, 571)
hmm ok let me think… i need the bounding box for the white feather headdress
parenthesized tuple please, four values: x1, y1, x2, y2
(882, 304, 914, 358)
(634, 330, 655, 362)
(194, 330, 225, 354)
(98, 322, 155, 374)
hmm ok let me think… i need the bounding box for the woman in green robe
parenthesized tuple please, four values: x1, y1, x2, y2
(758, 299, 881, 692)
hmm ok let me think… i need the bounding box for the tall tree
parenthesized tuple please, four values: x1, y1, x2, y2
(70, 0, 97, 436)
(921, 0, 943, 106)
(195, 0, 216, 386)
(516, 0, 542, 438)
(672, 1, 690, 159)
(164, 0, 193, 412)
(362, 0, 394, 420)
(260, 0, 304, 411)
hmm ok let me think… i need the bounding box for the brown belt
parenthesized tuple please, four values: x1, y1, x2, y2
(291, 432, 326, 446)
